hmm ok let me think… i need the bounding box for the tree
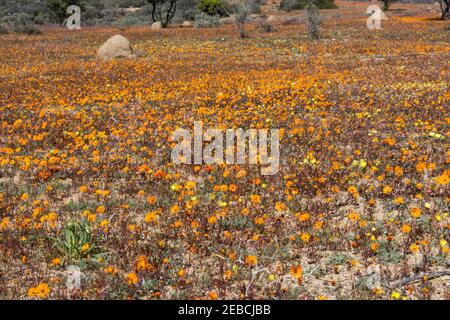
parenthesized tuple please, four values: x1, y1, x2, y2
(46, 0, 85, 24)
(222, 0, 255, 38)
(199, 0, 226, 15)
(146, 0, 178, 28)
(306, 0, 320, 40)
(439, 0, 449, 19)
(379, 0, 396, 11)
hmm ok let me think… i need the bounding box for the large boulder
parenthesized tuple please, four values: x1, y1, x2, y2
(151, 22, 162, 30)
(266, 15, 276, 23)
(97, 35, 135, 59)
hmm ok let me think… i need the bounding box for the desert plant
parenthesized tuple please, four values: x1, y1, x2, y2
(199, 0, 226, 15)
(118, 14, 151, 26)
(306, 1, 320, 40)
(279, 0, 300, 11)
(46, 0, 86, 24)
(259, 21, 275, 32)
(147, 0, 178, 27)
(194, 12, 221, 28)
(222, 0, 256, 38)
(13, 13, 42, 35)
(0, 24, 9, 34)
(33, 13, 46, 25)
(233, 2, 250, 38)
(173, 0, 201, 22)
(52, 220, 96, 263)
(379, 0, 396, 11)
(280, 0, 336, 11)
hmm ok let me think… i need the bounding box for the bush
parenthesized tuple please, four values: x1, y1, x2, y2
(14, 23, 42, 35)
(199, 0, 226, 15)
(33, 13, 46, 25)
(194, 12, 222, 28)
(115, 5, 155, 25)
(259, 22, 275, 32)
(0, 24, 9, 34)
(13, 13, 42, 35)
(0, 0, 54, 24)
(249, 0, 263, 14)
(306, 2, 320, 40)
(118, 14, 151, 26)
(173, 0, 201, 23)
(83, 2, 126, 26)
(316, 0, 337, 9)
(280, 0, 336, 12)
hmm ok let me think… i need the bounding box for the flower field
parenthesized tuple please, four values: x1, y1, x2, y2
(0, 1, 449, 300)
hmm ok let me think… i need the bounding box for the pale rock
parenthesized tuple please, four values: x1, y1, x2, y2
(151, 21, 162, 30)
(266, 15, 276, 23)
(97, 34, 135, 59)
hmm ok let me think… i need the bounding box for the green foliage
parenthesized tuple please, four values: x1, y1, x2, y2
(199, 0, 225, 15)
(0, 0, 201, 26)
(280, 0, 336, 12)
(118, 13, 151, 26)
(306, 1, 320, 40)
(146, 0, 178, 27)
(172, 0, 200, 22)
(259, 22, 275, 32)
(33, 13, 46, 25)
(0, 0, 53, 25)
(52, 219, 96, 263)
(326, 252, 350, 266)
(46, 0, 86, 24)
(249, 0, 263, 14)
(194, 12, 221, 28)
(379, 0, 397, 11)
(13, 13, 42, 35)
(0, 24, 9, 34)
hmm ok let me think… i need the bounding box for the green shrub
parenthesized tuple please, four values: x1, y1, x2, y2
(259, 22, 275, 32)
(33, 13, 46, 25)
(316, 0, 337, 9)
(83, 3, 126, 26)
(249, 0, 263, 14)
(13, 13, 42, 35)
(0, 24, 9, 34)
(118, 14, 151, 26)
(194, 12, 222, 28)
(199, 0, 226, 15)
(52, 220, 97, 263)
(306, 1, 320, 40)
(172, 0, 201, 23)
(280, 0, 336, 12)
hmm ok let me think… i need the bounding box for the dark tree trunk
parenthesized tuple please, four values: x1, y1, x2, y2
(440, 0, 449, 19)
(147, 0, 177, 27)
(151, 2, 157, 22)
